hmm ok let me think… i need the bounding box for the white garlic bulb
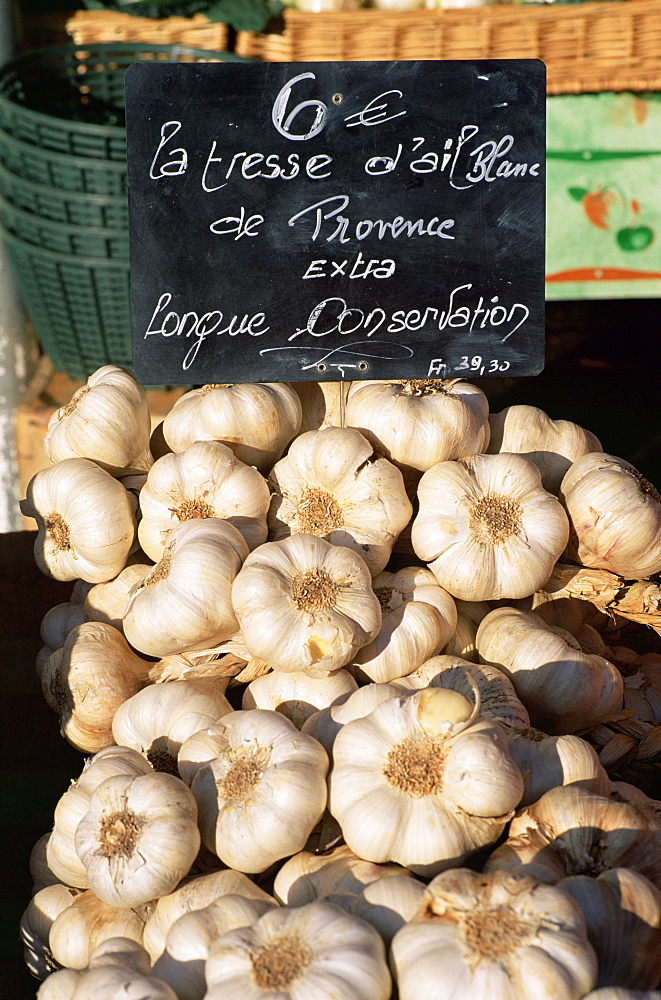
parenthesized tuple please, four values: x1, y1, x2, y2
(21, 458, 138, 583)
(138, 440, 270, 561)
(325, 873, 426, 945)
(301, 682, 406, 758)
(391, 867, 597, 1000)
(411, 452, 570, 601)
(83, 563, 152, 631)
(204, 898, 391, 1000)
(273, 843, 408, 906)
(505, 725, 611, 806)
(123, 518, 247, 658)
(20, 883, 77, 979)
(74, 771, 200, 907)
(37, 938, 178, 1000)
(329, 687, 524, 877)
(267, 425, 412, 575)
(352, 567, 457, 682)
(560, 453, 661, 579)
(488, 403, 601, 494)
(242, 668, 357, 729)
(161, 382, 302, 474)
(47, 892, 148, 969)
(43, 365, 153, 476)
(231, 533, 382, 674)
(188, 709, 328, 873)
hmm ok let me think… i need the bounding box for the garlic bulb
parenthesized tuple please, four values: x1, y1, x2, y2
(505, 725, 611, 806)
(485, 785, 661, 888)
(123, 518, 247, 658)
(301, 682, 406, 758)
(488, 404, 601, 495)
(242, 668, 357, 729)
(204, 898, 391, 1000)
(74, 771, 200, 907)
(138, 440, 270, 561)
(560, 452, 661, 579)
(291, 380, 348, 432)
(476, 607, 624, 734)
(267, 425, 412, 575)
(391, 867, 597, 1000)
(188, 709, 328, 873)
(581, 991, 661, 999)
(441, 598, 491, 662)
(607, 649, 661, 723)
(325, 874, 426, 945)
(329, 687, 524, 877)
(30, 833, 61, 892)
(48, 891, 148, 969)
(43, 365, 153, 477)
(161, 382, 302, 474)
(273, 843, 407, 906)
(41, 623, 152, 752)
(20, 883, 77, 979)
(83, 564, 152, 630)
(40, 602, 86, 654)
(143, 869, 273, 963)
(21, 458, 138, 582)
(559, 867, 661, 989)
(345, 378, 490, 481)
(609, 780, 661, 827)
(412, 452, 570, 601)
(231, 534, 382, 674)
(47, 746, 153, 889)
(37, 938, 178, 1000)
(111, 679, 233, 773)
(352, 567, 457, 682)
(152, 894, 277, 1000)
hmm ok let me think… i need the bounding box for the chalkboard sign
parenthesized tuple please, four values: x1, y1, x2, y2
(125, 60, 546, 384)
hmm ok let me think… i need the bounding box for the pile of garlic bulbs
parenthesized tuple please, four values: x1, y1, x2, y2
(20, 367, 661, 1000)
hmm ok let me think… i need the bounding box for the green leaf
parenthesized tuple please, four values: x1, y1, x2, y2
(205, 0, 284, 31)
(567, 186, 589, 202)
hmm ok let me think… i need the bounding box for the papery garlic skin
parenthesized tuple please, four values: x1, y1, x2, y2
(505, 725, 611, 806)
(329, 688, 524, 877)
(48, 891, 148, 969)
(161, 382, 302, 474)
(152, 894, 277, 1000)
(267, 425, 412, 575)
(345, 378, 490, 478)
(273, 843, 408, 906)
(231, 533, 382, 674)
(138, 440, 270, 561)
(325, 874, 426, 944)
(112, 679, 233, 772)
(560, 452, 661, 579)
(485, 785, 661, 889)
(74, 771, 200, 908)
(411, 452, 570, 601)
(142, 869, 273, 963)
(21, 458, 138, 582)
(476, 607, 624, 734)
(204, 899, 391, 1000)
(559, 868, 661, 990)
(391, 868, 597, 1000)
(488, 404, 601, 495)
(352, 567, 457, 682)
(20, 883, 77, 979)
(301, 682, 406, 758)
(44, 366, 153, 477)
(37, 938, 178, 1000)
(242, 668, 357, 729)
(41, 624, 152, 753)
(83, 563, 151, 631)
(291, 380, 348, 432)
(442, 598, 491, 662)
(123, 518, 248, 658)
(189, 709, 328, 873)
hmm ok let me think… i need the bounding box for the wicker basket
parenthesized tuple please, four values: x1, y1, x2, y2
(235, 0, 661, 95)
(66, 9, 229, 52)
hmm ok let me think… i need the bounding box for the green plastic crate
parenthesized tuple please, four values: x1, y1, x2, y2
(0, 164, 128, 228)
(0, 127, 127, 194)
(0, 195, 129, 259)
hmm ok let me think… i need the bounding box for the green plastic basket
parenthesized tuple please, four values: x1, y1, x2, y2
(0, 163, 128, 228)
(0, 195, 129, 259)
(0, 126, 128, 194)
(0, 42, 246, 160)
(1, 228, 131, 379)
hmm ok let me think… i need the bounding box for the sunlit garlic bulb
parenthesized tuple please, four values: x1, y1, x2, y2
(231, 533, 381, 674)
(267, 425, 412, 575)
(329, 687, 524, 877)
(391, 868, 597, 1000)
(204, 899, 391, 1000)
(411, 452, 569, 601)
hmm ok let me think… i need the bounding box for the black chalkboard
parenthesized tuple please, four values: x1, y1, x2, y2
(125, 60, 546, 384)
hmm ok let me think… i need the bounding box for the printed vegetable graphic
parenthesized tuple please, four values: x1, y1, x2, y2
(568, 185, 655, 252)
